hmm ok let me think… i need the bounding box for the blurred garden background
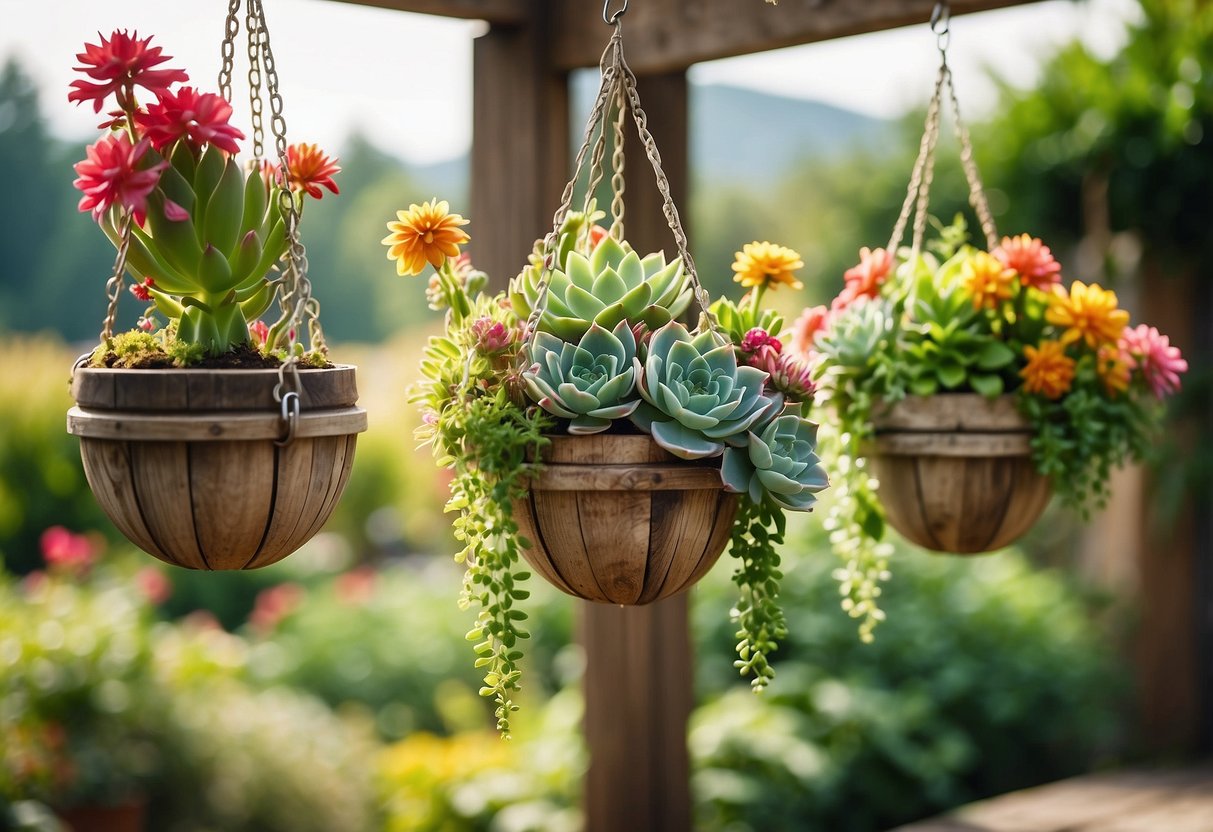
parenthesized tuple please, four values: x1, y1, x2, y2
(1, 0, 1210, 829)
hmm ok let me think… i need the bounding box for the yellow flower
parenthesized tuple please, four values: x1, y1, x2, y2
(1020, 340, 1076, 399)
(731, 241, 804, 290)
(1096, 344, 1132, 397)
(963, 251, 1017, 310)
(1046, 280, 1130, 349)
(382, 199, 470, 276)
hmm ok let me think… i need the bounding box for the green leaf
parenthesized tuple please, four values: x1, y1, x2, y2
(975, 340, 1017, 370)
(970, 373, 1005, 398)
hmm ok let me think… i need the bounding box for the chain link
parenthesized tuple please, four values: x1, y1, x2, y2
(246, 2, 266, 161)
(608, 85, 627, 240)
(99, 212, 135, 344)
(217, 0, 241, 101)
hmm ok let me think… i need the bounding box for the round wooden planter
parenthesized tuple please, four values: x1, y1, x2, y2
(66, 365, 367, 570)
(869, 394, 1051, 555)
(514, 434, 737, 605)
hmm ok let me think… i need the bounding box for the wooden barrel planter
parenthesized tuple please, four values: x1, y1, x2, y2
(514, 434, 737, 605)
(66, 366, 367, 570)
(869, 394, 1051, 555)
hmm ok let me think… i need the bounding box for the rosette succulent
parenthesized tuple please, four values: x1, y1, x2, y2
(512, 234, 693, 342)
(524, 320, 639, 434)
(102, 144, 289, 353)
(632, 321, 782, 459)
(722, 413, 829, 510)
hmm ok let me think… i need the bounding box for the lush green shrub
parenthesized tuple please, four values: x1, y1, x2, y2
(688, 520, 1125, 831)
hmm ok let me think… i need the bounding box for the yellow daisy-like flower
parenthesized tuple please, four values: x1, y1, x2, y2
(1020, 340, 1076, 399)
(731, 241, 805, 290)
(1096, 344, 1132, 397)
(382, 199, 470, 276)
(963, 251, 1017, 310)
(1046, 280, 1130, 349)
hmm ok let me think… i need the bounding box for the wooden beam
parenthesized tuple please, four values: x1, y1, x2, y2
(551, 0, 1047, 72)
(470, 14, 570, 283)
(325, 0, 529, 25)
(583, 71, 695, 832)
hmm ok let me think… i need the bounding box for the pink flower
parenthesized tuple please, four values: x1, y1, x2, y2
(470, 317, 515, 354)
(768, 352, 817, 403)
(129, 277, 155, 301)
(993, 234, 1062, 290)
(135, 86, 245, 154)
(791, 305, 830, 356)
(835, 246, 892, 311)
(134, 567, 172, 605)
(39, 526, 101, 575)
(336, 566, 377, 606)
(249, 583, 305, 635)
(137, 316, 157, 332)
(68, 30, 189, 113)
(72, 133, 166, 223)
(740, 328, 782, 354)
(1120, 324, 1188, 399)
(248, 319, 270, 347)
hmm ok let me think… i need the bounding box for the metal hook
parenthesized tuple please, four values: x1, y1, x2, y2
(929, 1, 950, 34)
(603, 0, 628, 25)
(276, 391, 300, 447)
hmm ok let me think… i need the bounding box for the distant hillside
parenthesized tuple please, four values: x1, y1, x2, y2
(404, 81, 891, 197)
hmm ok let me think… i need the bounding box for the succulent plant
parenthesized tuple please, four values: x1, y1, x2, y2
(512, 233, 692, 342)
(721, 414, 829, 511)
(102, 143, 289, 354)
(523, 320, 640, 434)
(631, 321, 782, 459)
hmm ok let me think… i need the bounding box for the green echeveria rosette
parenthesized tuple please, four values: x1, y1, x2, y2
(523, 320, 640, 434)
(722, 414, 829, 511)
(513, 235, 693, 342)
(631, 321, 783, 460)
(101, 143, 290, 354)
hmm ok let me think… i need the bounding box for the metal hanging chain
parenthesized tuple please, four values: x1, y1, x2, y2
(246, 2, 267, 162)
(99, 212, 135, 343)
(218, 0, 241, 101)
(910, 70, 944, 257)
(608, 84, 627, 240)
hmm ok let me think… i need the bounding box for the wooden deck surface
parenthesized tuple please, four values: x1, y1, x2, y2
(893, 766, 1213, 832)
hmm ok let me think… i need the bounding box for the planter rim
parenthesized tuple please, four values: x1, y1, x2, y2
(873, 393, 1030, 434)
(67, 405, 367, 441)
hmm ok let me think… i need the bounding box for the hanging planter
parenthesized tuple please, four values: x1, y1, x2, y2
(64, 2, 365, 569)
(68, 365, 364, 570)
(798, 2, 1187, 637)
(868, 394, 1050, 554)
(514, 434, 738, 604)
(387, 3, 827, 735)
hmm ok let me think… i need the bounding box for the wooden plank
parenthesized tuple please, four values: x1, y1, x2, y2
(549, 0, 1049, 73)
(533, 463, 725, 491)
(578, 489, 649, 604)
(471, 14, 571, 286)
(324, 0, 529, 24)
(190, 441, 276, 570)
(872, 394, 1028, 433)
(583, 71, 694, 832)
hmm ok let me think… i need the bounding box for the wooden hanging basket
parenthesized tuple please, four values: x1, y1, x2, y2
(868, 394, 1051, 555)
(514, 434, 737, 605)
(66, 365, 367, 570)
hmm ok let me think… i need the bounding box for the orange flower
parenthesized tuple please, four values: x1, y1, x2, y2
(732, 241, 804, 290)
(963, 251, 1017, 310)
(1020, 340, 1076, 399)
(993, 234, 1062, 290)
(285, 143, 340, 200)
(834, 246, 892, 309)
(1096, 344, 1132, 397)
(382, 199, 470, 276)
(1046, 280, 1130, 349)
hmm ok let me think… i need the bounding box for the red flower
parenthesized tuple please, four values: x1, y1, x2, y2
(69, 30, 188, 113)
(136, 87, 244, 154)
(791, 305, 830, 357)
(248, 319, 270, 348)
(740, 327, 782, 354)
(285, 143, 340, 199)
(588, 225, 610, 249)
(134, 567, 173, 605)
(129, 277, 155, 301)
(72, 133, 166, 223)
(39, 526, 101, 575)
(249, 583, 305, 634)
(834, 246, 892, 311)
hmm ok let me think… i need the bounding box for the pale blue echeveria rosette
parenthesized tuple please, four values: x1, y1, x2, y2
(721, 413, 829, 511)
(630, 321, 783, 460)
(523, 319, 640, 434)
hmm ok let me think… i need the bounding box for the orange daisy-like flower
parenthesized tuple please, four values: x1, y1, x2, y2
(1096, 344, 1132, 397)
(382, 199, 470, 276)
(993, 234, 1062, 290)
(1020, 340, 1076, 399)
(732, 241, 804, 290)
(962, 251, 1017, 310)
(1046, 280, 1130, 349)
(285, 143, 341, 200)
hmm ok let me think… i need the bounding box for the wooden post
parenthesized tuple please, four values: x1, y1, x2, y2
(470, 8, 569, 284)
(583, 71, 694, 832)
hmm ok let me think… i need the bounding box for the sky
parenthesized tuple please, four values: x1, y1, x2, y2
(0, 0, 1139, 164)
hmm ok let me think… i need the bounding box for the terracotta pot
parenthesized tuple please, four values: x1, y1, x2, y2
(515, 434, 737, 605)
(67, 365, 367, 570)
(57, 799, 145, 832)
(869, 394, 1051, 554)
